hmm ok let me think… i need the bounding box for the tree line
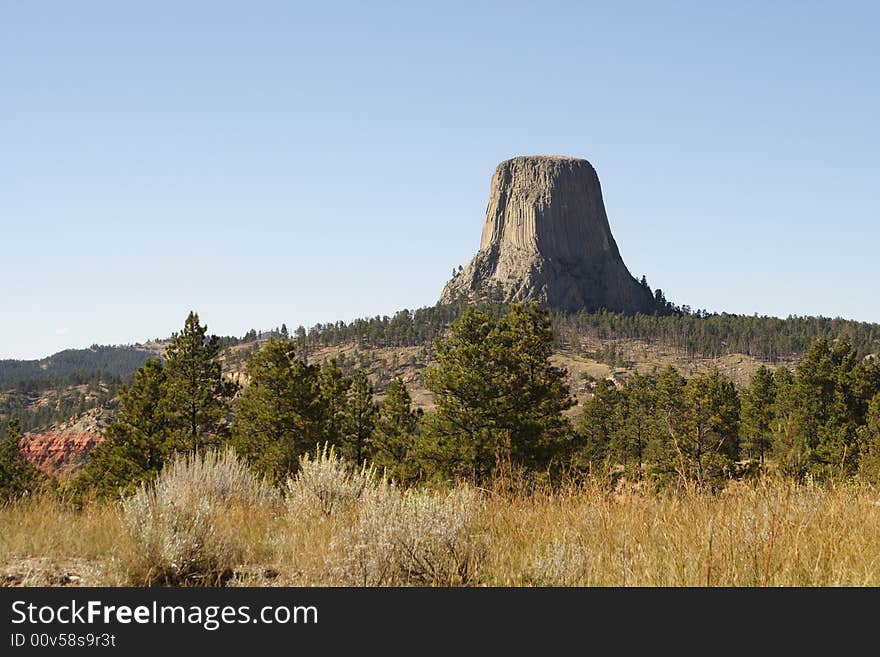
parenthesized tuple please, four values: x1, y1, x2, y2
(0, 345, 153, 387)
(552, 309, 880, 362)
(272, 301, 880, 363)
(2, 304, 879, 501)
(6, 299, 878, 442)
(0, 376, 123, 438)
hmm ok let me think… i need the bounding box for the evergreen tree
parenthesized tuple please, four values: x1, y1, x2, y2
(372, 377, 422, 483)
(342, 369, 378, 465)
(318, 359, 351, 447)
(740, 365, 776, 463)
(0, 419, 43, 500)
(857, 393, 880, 482)
(679, 369, 740, 488)
(295, 326, 309, 360)
(770, 366, 808, 477)
(231, 339, 325, 483)
(422, 303, 574, 481)
(576, 379, 621, 472)
(648, 365, 687, 486)
(161, 311, 238, 450)
(773, 339, 866, 479)
(614, 373, 656, 480)
(67, 358, 169, 498)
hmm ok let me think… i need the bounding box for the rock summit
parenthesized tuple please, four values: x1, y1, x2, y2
(440, 155, 657, 314)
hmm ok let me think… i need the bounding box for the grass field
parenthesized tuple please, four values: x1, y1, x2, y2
(3, 450, 879, 587)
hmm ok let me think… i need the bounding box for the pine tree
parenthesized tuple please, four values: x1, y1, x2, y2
(295, 326, 308, 361)
(422, 303, 574, 481)
(231, 338, 325, 482)
(679, 369, 740, 488)
(161, 311, 238, 450)
(372, 377, 422, 483)
(614, 373, 656, 480)
(576, 379, 621, 472)
(773, 339, 865, 479)
(318, 359, 351, 448)
(649, 365, 687, 486)
(342, 369, 377, 465)
(740, 365, 776, 464)
(770, 366, 809, 477)
(67, 358, 169, 499)
(857, 393, 880, 482)
(0, 419, 43, 500)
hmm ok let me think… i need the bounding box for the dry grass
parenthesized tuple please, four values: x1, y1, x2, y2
(481, 478, 880, 586)
(2, 475, 880, 586)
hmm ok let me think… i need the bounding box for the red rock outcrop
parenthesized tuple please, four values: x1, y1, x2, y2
(20, 431, 104, 477)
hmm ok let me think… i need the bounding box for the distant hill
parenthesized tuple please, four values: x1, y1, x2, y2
(0, 344, 159, 438)
(0, 344, 158, 388)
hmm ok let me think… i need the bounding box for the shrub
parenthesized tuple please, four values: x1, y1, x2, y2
(335, 485, 485, 585)
(286, 444, 378, 516)
(157, 448, 279, 509)
(523, 538, 590, 586)
(120, 448, 273, 585)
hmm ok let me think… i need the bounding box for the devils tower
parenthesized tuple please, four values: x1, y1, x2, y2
(439, 155, 657, 314)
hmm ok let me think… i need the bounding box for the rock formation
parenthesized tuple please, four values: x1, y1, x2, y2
(20, 407, 111, 477)
(20, 431, 104, 477)
(440, 155, 657, 314)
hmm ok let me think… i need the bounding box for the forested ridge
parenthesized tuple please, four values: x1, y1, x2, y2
(0, 346, 151, 436)
(3, 303, 880, 440)
(236, 302, 880, 362)
(0, 345, 153, 387)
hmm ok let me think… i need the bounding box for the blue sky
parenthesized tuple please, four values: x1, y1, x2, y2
(2, 1, 878, 359)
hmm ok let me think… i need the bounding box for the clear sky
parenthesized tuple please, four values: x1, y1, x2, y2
(2, 1, 878, 360)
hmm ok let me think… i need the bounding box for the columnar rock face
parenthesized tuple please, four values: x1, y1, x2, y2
(440, 155, 656, 314)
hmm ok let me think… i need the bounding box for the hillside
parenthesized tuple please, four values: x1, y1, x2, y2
(0, 343, 161, 387)
(5, 303, 880, 476)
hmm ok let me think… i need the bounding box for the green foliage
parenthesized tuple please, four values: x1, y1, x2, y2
(857, 394, 880, 483)
(613, 373, 656, 479)
(648, 365, 688, 485)
(317, 359, 351, 450)
(58, 303, 880, 497)
(770, 338, 876, 479)
(740, 365, 776, 463)
(554, 309, 880, 363)
(341, 369, 377, 465)
(0, 345, 152, 388)
(66, 359, 169, 499)
(0, 419, 44, 499)
(0, 378, 122, 438)
(291, 298, 880, 365)
(372, 377, 422, 484)
(678, 369, 740, 488)
(422, 303, 575, 481)
(160, 312, 238, 450)
(68, 312, 237, 500)
(575, 379, 620, 471)
(231, 339, 325, 484)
